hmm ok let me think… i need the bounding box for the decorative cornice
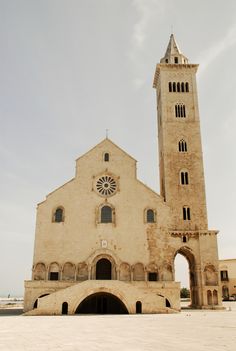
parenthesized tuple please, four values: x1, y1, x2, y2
(170, 230, 218, 238)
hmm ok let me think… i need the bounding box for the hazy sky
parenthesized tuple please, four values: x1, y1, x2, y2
(1, 0, 236, 296)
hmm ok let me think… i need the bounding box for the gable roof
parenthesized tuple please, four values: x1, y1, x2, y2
(76, 138, 137, 162)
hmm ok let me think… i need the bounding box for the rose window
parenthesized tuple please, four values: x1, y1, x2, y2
(96, 176, 117, 196)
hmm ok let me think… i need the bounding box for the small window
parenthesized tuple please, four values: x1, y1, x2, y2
(220, 270, 228, 281)
(180, 171, 189, 185)
(177, 82, 180, 92)
(166, 59, 168, 63)
(175, 104, 186, 118)
(185, 82, 189, 92)
(183, 235, 187, 243)
(101, 205, 112, 223)
(169, 82, 172, 92)
(104, 153, 109, 162)
(181, 82, 185, 92)
(174, 57, 178, 64)
(146, 209, 155, 223)
(148, 272, 157, 281)
(178, 139, 187, 152)
(183, 206, 191, 220)
(173, 82, 176, 92)
(54, 208, 64, 223)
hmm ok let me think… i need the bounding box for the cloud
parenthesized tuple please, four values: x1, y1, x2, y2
(129, 0, 165, 89)
(132, 0, 152, 49)
(198, 23, 236, 75)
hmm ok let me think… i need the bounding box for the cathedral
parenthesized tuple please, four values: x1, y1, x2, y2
(24, 35, 222, 315)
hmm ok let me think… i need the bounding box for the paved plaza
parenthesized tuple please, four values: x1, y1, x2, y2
(0, 303, 235, 351)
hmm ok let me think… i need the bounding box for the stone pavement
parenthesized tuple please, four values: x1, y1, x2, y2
(0, 303, 235, 351)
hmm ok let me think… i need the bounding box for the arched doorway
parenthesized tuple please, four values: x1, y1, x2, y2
(174, 247, 198, 308)
(96, 258, 112, 280)
(75, 293, 128, 314)
(62, 302, 68, 315)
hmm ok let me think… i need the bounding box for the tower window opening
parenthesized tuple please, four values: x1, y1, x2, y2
(173, 82, 176, 92)
(183, 207, 191, 220)
(174, 57, 178, 64)
(104, 153, 109, 162)
(180, 171, 189, 185)
(166, 59, 168, 63)
(169, 82, 172, 92)
(175, 104, 186, 118)
(177, 82, 180, 92)
(181, 82, 185, 92)
(178, 139, 187, 152)
(185, 82, 189, 92)
(183, 235, 187, 243)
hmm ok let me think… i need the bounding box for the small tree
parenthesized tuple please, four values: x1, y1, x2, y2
(180, 287, 190, 298)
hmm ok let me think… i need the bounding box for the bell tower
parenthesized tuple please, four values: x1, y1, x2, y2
(153, 34, 208, 231)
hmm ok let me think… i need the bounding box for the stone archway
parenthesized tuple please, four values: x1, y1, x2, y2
(174, 247, 198, 308)
(75, 292, 129, 314)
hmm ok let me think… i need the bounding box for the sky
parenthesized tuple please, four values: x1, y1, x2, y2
(1, 0, 236, 296)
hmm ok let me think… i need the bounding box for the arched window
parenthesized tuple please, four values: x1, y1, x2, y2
(177, 82, 180, 92)
(54, 207, 64, 223)
(180, 171, 189, 185)
(173, 82, 176, 92)
(178, 139, 187, 152)
(169, 82, 172, 92)
(101, 205, 112, 223)
(136, 301, 142, 313)
(185, 82, 189, 92)
(146, 209, 155, 223)
(175, 104, 186, 118)
(183, 207, 191, 220)
(104, 153, 109, 162)
(174, 57, 178, 64)
(181, 82, 185, 92)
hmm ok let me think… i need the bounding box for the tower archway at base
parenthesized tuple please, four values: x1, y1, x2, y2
(75, 292, 129, 314)
(174, 247, 198, 308)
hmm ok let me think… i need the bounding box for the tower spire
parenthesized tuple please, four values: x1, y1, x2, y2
(160, 34, 189, 64)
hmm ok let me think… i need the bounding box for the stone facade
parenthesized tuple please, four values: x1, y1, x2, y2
(219, 259, 236, 300)
(24, 35, 222, 315)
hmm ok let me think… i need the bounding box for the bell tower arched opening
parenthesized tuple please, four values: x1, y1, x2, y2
(174, 248, 198, 308)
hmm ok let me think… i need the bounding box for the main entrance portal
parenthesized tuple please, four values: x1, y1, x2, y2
(75, 293, 128, 314)
(96, 258, 112, 280)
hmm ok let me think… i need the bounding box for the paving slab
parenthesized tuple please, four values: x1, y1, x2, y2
(0, 303, 235, 351)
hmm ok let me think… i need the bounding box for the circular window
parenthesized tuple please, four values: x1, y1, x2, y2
(96, 176, 117, 197)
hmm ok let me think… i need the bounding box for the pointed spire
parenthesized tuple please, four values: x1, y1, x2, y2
(160, 34, 189, 64)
